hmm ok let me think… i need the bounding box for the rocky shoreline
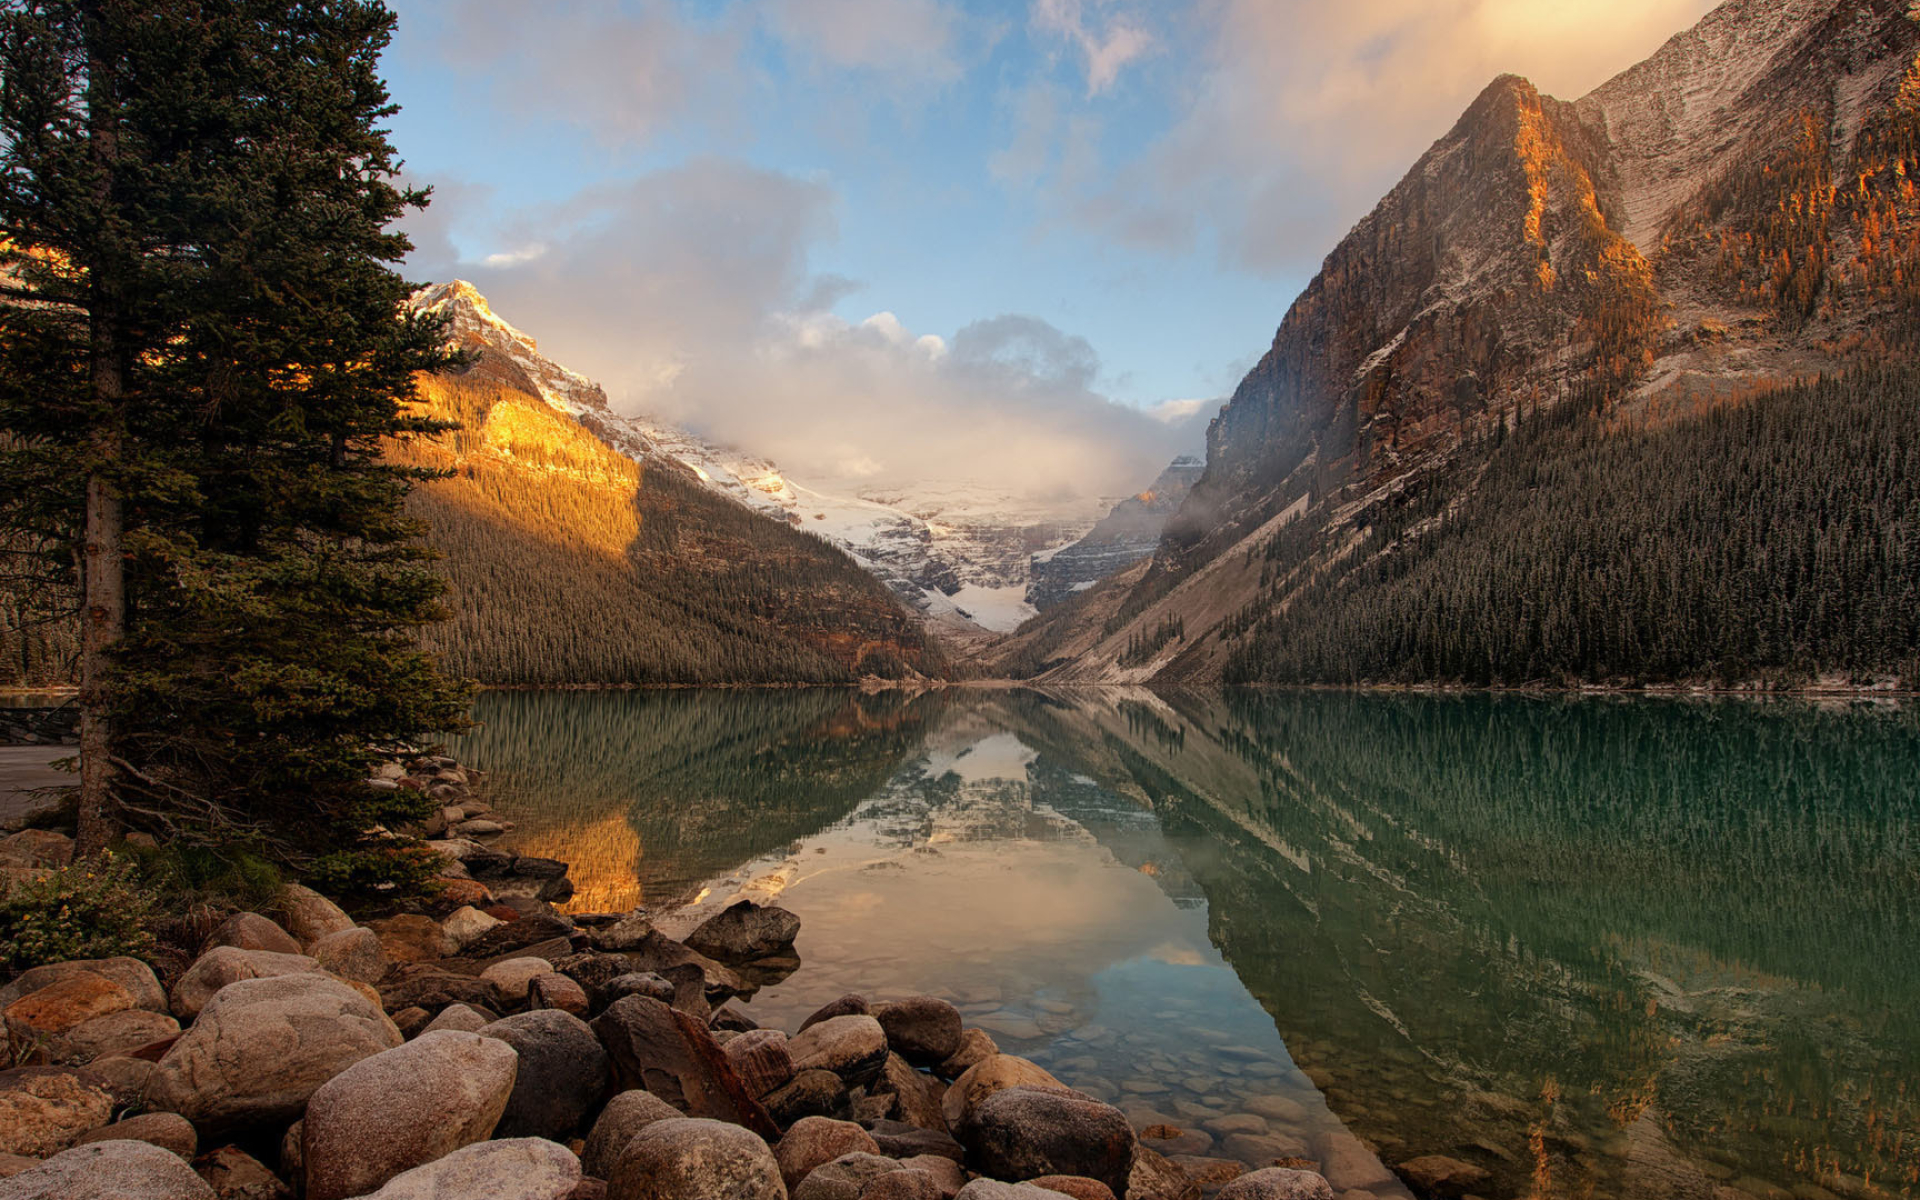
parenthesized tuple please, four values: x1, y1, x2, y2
(0, 753, 1481, 1200)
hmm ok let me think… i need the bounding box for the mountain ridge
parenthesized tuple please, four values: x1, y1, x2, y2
(1003, 0, 1920, 687)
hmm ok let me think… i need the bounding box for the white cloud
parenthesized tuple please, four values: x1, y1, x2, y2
(1031, 0, 1154, 96)
(766, 0, 963, 83)
(1147, 398, 1211, 425)
(405, 162, 1195, 510)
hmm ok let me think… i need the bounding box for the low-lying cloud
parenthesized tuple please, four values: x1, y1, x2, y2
(405, 160, 1206, 512)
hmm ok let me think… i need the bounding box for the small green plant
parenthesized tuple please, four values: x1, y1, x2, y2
(306, 844, 446, 910)
(0, 854, 158, 978)
(123, 844, 286, 915)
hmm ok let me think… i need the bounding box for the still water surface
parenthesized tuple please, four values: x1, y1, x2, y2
(453, 688, 1919, 1200)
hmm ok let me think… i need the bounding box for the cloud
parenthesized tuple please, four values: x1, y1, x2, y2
(1031, 0, 1154, 96)
(767, 0, 963, 84)
(403, 0, 748, 147)
(1032, 0, 1718, 273)
(406, 161, 1197, 510)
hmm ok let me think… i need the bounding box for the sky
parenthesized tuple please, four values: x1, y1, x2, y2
(384, 0, 1718, 507)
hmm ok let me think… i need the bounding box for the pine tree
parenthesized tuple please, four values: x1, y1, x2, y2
(0, 0, 472, 871)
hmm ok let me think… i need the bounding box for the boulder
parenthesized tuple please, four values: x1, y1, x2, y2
(481, 957, 554, 1007)
(587, 911, 656, 953)
(616, 931, 742, 996)
(775, 1116, 880, 1191)
(894, 1155, 965, 1197)
(301, 1029, 517, 1200)
(1393, 1155, 1493, 1198)
(460, 913, 576, 960)
(1028, 1178, 1116, 1200)
(0, 829, 73, 868)
(478, 1009, 609, 1141)
(581, 1089, 684, 1180)
(682, 900, 800, 964)
(201, 914, 302, 957)
(867, 1120, 964, 1164)
(1126, 1148, 1199, 1200)
(1310, 1132, 1393, 1193)
(45, 1010, 180, 1066)
(961, 1086, 1134, 1199)
(604, 973, 676, 1006)
(0, 1065, 115, 1157)
(368, 914, 452, 964)
(351, 1138, 581, 1200)
(935, 1030, 998, 1081)
(724, 1028, 795, 1099)
(799, 994, 869, 1033)
(529, 973, 590, 1017)
(607, 1117, 783, 1200)
(873, 1053, 947, 1132)
(76, 1112, 197, 1159)
(1213, 1168, 1335, 1200)
(863, 1170, 946, 1200)
(789, 1151, 903, 1200)
(147, 974, 402, 1136)
(3, 1138, 216, 1199)
(874, 998, 964, 1067)
(83, 1056, 155, 1109)
(377, 964, 498, 1013)
(276, 885, 355, 947)
(1165, 1157, 1242, 1191)
(788, 1015, 888, 1087)
(193, 1145, 293, 1200)
(441, 906, 502, 950)
(422, 1003, 492, 1034)
(5, 971, 137, 1053)
(169, 948, 324, 1021)
(589, 995, 778, 1140)
(941, 1056, 1063, 1135)
(764, 1067, 848, 1125)
(952, 1183, 1061, 1199)
(306, 928, 387, 986)
(0, 958, 166, 1016)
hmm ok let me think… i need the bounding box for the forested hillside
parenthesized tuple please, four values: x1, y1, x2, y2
(1225, 367, 1920, 687)
(395, 373, 943, 686)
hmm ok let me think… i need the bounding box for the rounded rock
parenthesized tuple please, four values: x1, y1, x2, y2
(936, 1029, 999, 1081)
(874, 997, 964, 1067)
(3, 1137, 216, 1199)
(0, 1065, 116, 1158)
(1215, 1168, 1335, 1200)
(202, 913, 302, 957)
(790, 1151, 902, 1200)
(609, 1117, 784, 1200)
(775, 1116, 880, 1191)
(276, 885, 356, 947)
(528, 973, 590, 1018)
(307, 928, 388, 987)
(787, 1015, 889, 1087)
(147, 974, 403, 1137)
(953, 1182, 1060, 1199)
(0, 959, 166, 1016)
(46, 1010, 180, 1067)
(354, 1137, 582, 1200)
(76, 1111, 197, 1159)
(301, 1029, 518, 1200)
(169, 948, 324, 1022)
(963, 1086, 1135, 1199)
(4, 972, 137, 1045)
(724, 1028, 795, 1099)
(477, 1009, 609, 1141)
(581, 1089, 682, 1181)
(941, 1056, 1062, 1134)
(1028, 1177, 1116, 1200)
(481, 957, 553, 1008)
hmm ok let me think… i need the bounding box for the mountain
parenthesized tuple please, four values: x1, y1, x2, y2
(1025, 456, 1203, 612)
(1004, 0, 1920, 688)
(413, 283, 1102, 636)
(394, 287, 944, 685)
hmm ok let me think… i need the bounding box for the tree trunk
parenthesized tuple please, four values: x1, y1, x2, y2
(75, 4, 124, 858)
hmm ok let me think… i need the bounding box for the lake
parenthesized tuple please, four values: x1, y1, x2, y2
(453, 688, 1920, 1200)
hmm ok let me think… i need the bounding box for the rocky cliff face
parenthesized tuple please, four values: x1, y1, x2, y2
(412, 283, 1099, 636)
(1029, 0, 1920, 684)
(1027, 457, 1203, 612)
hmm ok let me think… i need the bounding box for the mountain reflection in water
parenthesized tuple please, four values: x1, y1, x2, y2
(455, 688, 1919, 1200)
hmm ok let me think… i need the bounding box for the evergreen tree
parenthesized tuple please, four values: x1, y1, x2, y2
(0, 0, 472, 870)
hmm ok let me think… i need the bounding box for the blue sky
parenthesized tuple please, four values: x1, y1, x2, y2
(382, 0, 1714, 505)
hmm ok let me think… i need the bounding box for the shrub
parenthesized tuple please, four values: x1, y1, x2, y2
(305, 844, 446, 911)
(0, 854, 157, 978)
